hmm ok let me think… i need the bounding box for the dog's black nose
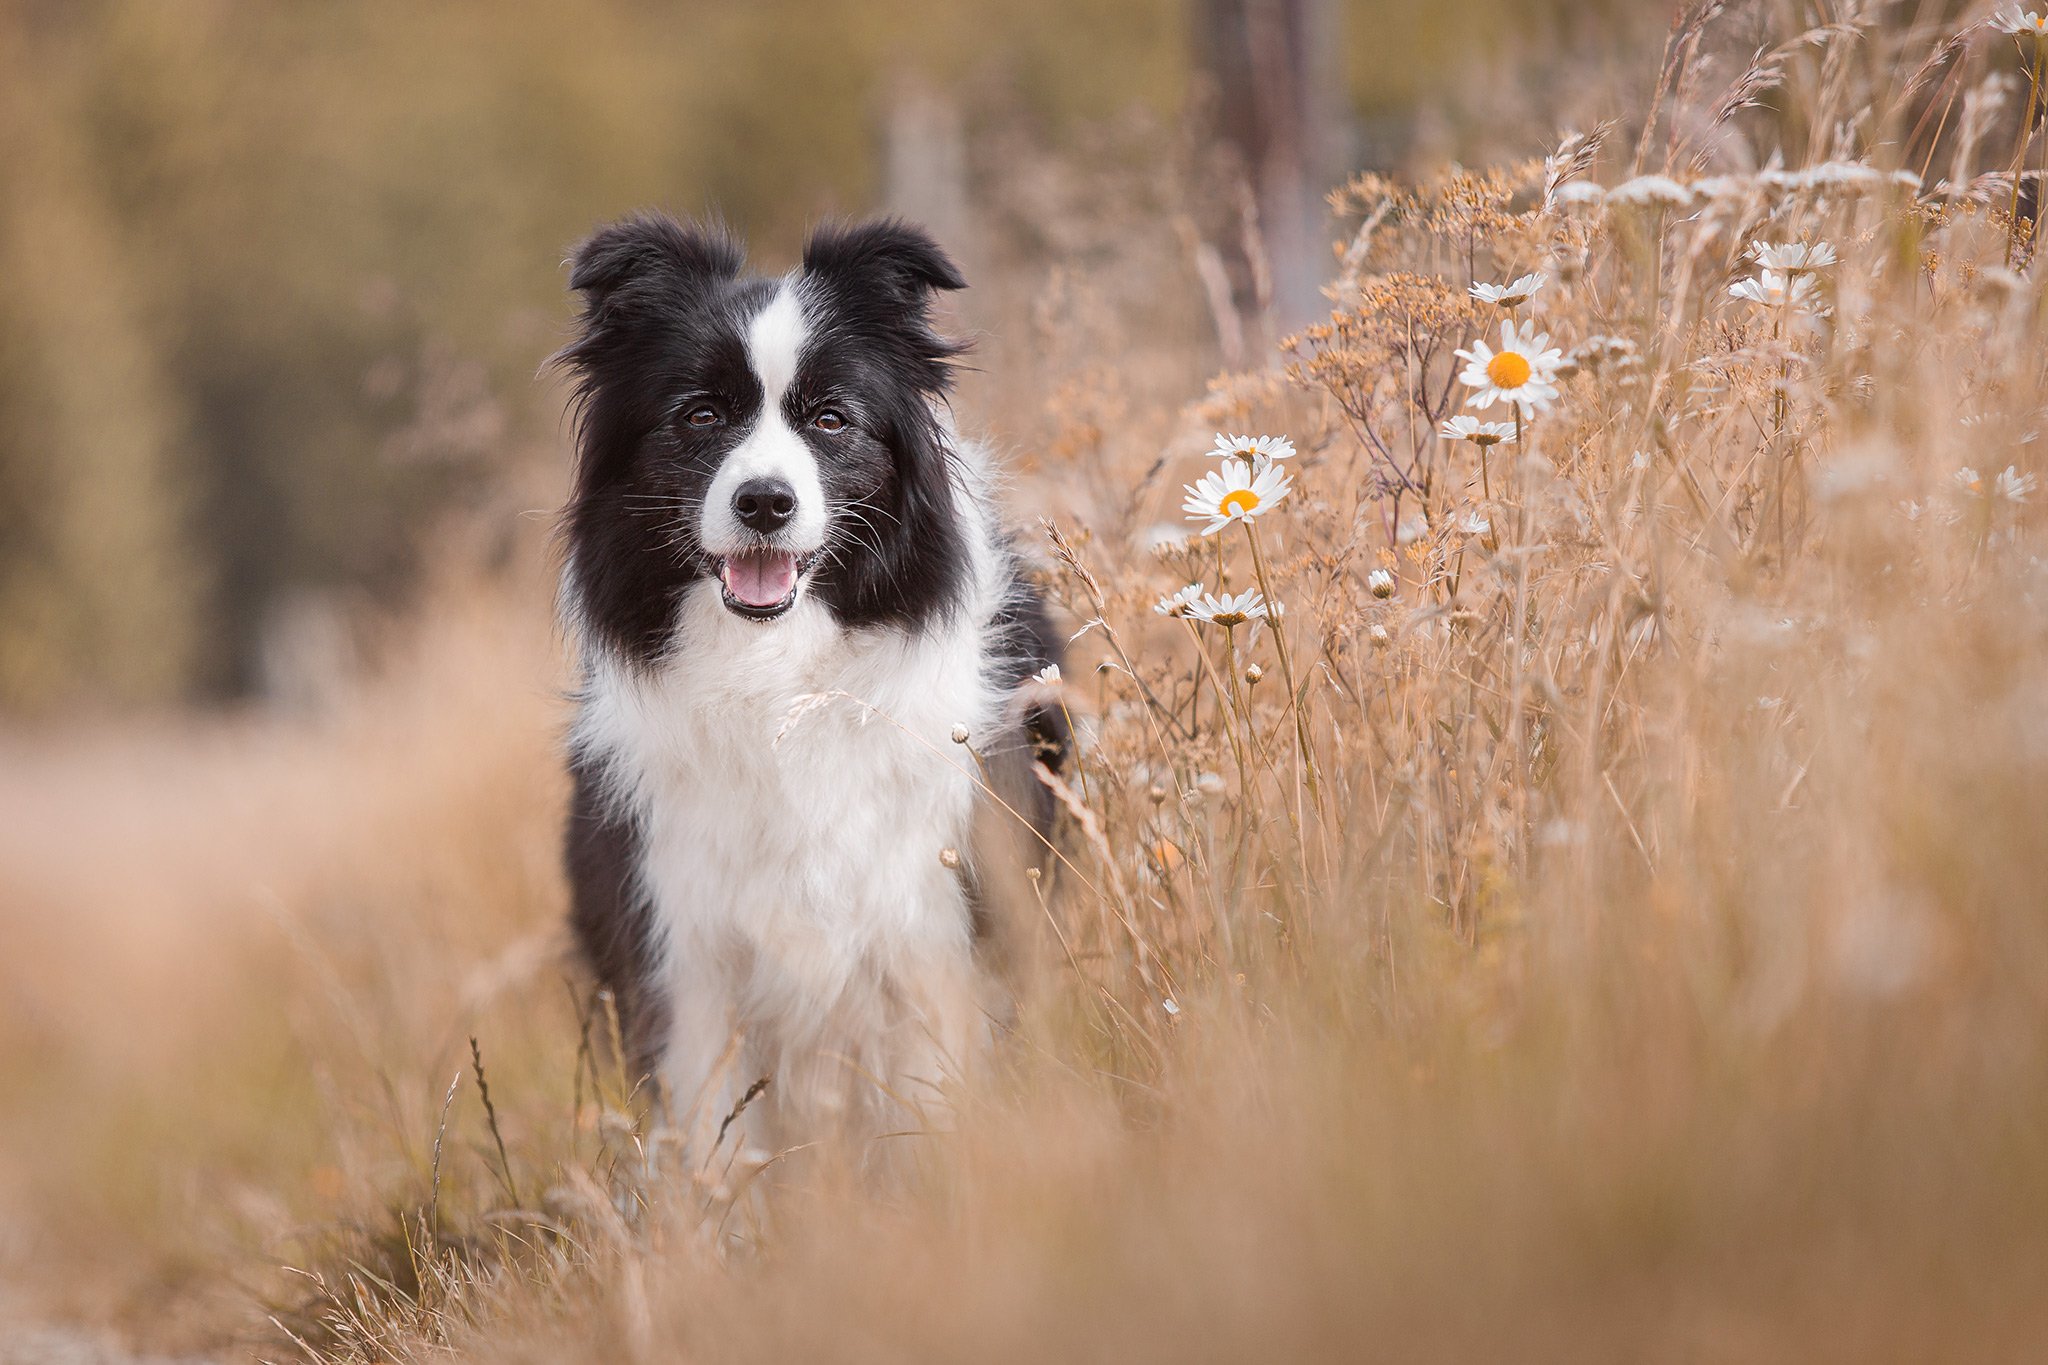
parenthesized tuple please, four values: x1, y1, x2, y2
(732, 477, 797, 534)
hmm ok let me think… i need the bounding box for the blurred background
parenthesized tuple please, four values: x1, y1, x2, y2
(0, 0, 1650, 714)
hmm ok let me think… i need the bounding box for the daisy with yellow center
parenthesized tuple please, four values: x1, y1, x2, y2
(1728, 270, 1816, 308)
(1455, 319, 1564, 415)
(1954, 465, 2038, 503)
(1211, 433, 1297, 471)
(1186, 589, 1272, 628)
(1183, 458, 1293, 537)
(1439, 416, 1518, 447)
(1998, 7, 2048, 37)
(1470, 272, 1548, 309)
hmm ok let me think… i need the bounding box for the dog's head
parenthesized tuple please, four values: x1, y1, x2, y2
(554, 213, 970, 663)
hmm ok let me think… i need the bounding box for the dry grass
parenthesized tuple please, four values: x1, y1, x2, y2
(5, 7, 2048, 1362)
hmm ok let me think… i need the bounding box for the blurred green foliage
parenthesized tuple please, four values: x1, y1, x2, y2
(0, 0, 1601, 710)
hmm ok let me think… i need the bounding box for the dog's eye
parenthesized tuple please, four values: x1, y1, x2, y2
(685, 405, 721, 428)
(814, 410, 847, 432)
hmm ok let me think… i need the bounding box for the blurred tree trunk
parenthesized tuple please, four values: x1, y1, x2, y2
(882, 77, 979, 331)
(1196, 0, 1343, 342)
(884, 79, 971, 259)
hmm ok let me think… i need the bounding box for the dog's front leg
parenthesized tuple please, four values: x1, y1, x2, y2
(655, 954, 752, 1176)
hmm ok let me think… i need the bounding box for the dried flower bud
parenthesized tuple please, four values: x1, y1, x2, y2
(1149, 782, 1170, 804)
(1369, 624, 1391, 649)
(950, 724, 970, 745)
(1244, 662, 1264, 685)
(1368, 568, 1396, 599)
(938, 847, 961, 869)
(1195, 771, 1227, 797)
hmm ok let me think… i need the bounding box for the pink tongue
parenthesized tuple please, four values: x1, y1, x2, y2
(723, 550, 799, 607)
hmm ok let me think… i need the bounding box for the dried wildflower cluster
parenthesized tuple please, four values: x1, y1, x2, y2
(1021, 2, 2045, 1050)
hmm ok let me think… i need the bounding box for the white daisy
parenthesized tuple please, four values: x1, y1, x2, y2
(1457, 511, 1492, 537)
(1748, 241, 1837, 273)
(1186, 589, 1272, 628)
(1211, 432, 1296, 470)
(1455, 318, 1565, 415)
(1367, 568, 1396, 599)
(1032, 664, 1063, 686)
(1552, 181, 1607, 209)
(1154, 583, 1205, 617)
(1997, 466, 2038, 503)
(1182, 458, 1293, 536)
(1997, 7, 2048, 36)
(1954, 466, 1985, 496)
(1728, 270, 1817, 308)
(1439, 415, 1519, 447)
(1470, 272, 1548, 308)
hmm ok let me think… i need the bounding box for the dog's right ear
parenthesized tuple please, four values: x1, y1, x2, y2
(562, 211, 744, 327)
(553, 214, 743, 501)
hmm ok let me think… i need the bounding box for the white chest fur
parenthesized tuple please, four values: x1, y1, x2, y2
(570, 574, 1006, 1152)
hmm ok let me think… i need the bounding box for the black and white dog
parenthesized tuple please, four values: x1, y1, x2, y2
(552, 213, 1063, 1163)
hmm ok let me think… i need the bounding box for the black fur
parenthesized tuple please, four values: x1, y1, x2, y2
(563, 755, 668, 1078)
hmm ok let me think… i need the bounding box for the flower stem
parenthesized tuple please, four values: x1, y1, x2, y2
(1183, 617, 1250, 801)
(1492, 415, 1519, 553)
(1242, 522, 1322, 809)
(2008, 39, 2044, 268)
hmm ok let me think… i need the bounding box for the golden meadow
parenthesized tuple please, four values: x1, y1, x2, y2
(4, 4, 2048, 1362)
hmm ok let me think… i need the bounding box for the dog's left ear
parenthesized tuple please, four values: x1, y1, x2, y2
(801, 218, 966, 304)
(801, 220, 966, 396)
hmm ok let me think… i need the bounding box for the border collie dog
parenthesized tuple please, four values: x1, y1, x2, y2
(553, 213, 1063, 1166)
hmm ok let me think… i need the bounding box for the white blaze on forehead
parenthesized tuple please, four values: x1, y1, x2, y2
(745, 283, 807, 402)
(700, 280, 828, 558)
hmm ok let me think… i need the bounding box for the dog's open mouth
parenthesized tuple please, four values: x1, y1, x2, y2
(718, 549, 817, 621)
